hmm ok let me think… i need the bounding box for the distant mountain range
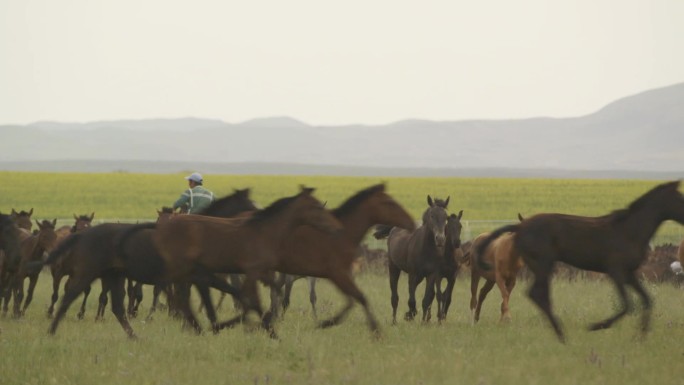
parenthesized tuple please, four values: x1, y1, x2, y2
(1, 83, 683, 178)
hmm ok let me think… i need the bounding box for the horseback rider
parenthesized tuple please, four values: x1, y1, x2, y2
(172, 172, 214, 214)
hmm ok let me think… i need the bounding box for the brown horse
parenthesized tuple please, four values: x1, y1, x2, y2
(270, 184, 415, 335)
(152, 188, 343, 337)
(9, 219, 58, 317)
(0, 214, 22, 300)
(434, 211, 464, 322)
(375, 196, 450, 324)
(477, 181, 684, 342)
(468, 213, 525, 324)
(47, 213, 95, 318)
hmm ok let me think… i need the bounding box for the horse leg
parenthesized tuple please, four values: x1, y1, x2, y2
(388, 263, 401, 324)
(96, 281, 108, 321)
(21, 274, 39, 316)
(78, 284, 91, 320)
(308, 277, 318, 319)
(104, 273, 137, 339)
(48, 271, 63, 318)
(126, 279, 137, 317)
(194, 281, 218, 333)
(500, 276, 517, 322)
(174, 282, 203, 334)
(474, 280, 495, 323)
(281, 275, 295, 315)
(441, 274, 457, 322)
(495, 273, 511, 322)
(146, 284, 163, 321)
(49, 275, 96, 336)
(421, 273, 437, 322)
(12, 277, 24, 318)
(528, 271, 565, 343)
(320, 272, 380, 338)
(625, 272, 652, 336)
(405, 274, 420, 321)
(469, 271, 481, 324)
(132, 282, 143, 317)
(229, 274, 243, 311)
(588, 271, 631, 332)
(435, 277, 444, 321)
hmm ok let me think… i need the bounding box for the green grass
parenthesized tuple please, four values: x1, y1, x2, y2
(2, 271, 684, 385)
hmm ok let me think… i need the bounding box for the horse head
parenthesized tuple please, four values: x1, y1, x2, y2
(11, 208, 33, 232)
(334, 184, 416, 232)
(199, 188, 258, 218)
(35, 219, 58, 253)
(72, 213, 95, 232)
(424, 195, 450, 254)
(446, 210, 464, 251)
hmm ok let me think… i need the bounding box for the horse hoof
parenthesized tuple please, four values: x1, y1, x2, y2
(77, 313, 85, 320)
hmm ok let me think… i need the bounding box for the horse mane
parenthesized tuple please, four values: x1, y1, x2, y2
(246, 193, 299, 225)
(37, 219, 56, 229)
(160, 207, 174, 214)
(433, 199, 449, 208)
(611, 181, 680, 223)
(422, 204, 446, 223)
(332, 184, 385, 218)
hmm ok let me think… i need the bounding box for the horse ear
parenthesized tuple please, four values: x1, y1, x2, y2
(29, 208, 33, 216)
(90, 212, 95, 221)
(11, 208, 17, 216)
(52, 219, 57, 227)
(444, 196, 450, 208)
(35, 219, 42, 229)
(157, 209, 162, 216)
(427, 195, 434, 207)
(299, 185, 315, 194)
(518, 213, 524, 222)
(457, 209, 463, 219)
(74, 214, 79, 221)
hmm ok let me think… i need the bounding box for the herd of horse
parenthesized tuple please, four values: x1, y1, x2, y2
(0, 180, 683, 343)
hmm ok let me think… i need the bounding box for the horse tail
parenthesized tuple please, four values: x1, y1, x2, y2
(372, 224, 393, 240)
(116, 222, 156, 259)
(475, 224, 520, 271)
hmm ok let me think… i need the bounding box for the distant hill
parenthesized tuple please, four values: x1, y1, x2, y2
(1, 83, 683, 177)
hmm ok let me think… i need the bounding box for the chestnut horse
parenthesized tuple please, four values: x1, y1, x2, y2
(144, 188, 341, 338)
(477, 181, 684, 342)
(375, 196, 450, 324)
(468, 214, 525, 324)
(47, 213, 95, 318)
(270, 184, 415, 335)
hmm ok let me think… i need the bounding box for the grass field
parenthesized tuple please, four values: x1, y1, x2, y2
(0, 172, 682, 244)
(1, 271, 684, 385)
(1, 171, 684, 385)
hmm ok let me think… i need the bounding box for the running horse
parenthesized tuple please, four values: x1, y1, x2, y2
(270, 183, 416, 335)
(434, 211, 464, 322)
(9, 219, 58, 317)
(375, 196, 450, 323)
(476, 181, 684, 342)
(47, 213, 95, 318)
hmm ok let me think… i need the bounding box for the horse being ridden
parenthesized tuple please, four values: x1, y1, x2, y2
(375, 195, 450, 323)
(476, 181, 684, 342)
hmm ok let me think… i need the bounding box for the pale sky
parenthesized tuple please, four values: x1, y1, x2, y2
(1, 0, 682, 126)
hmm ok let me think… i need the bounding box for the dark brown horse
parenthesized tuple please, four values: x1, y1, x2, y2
(477, 181, 684, 342)
(270, 184, 415, 336)
(468, 213, 525, 324)
(375, 196, 450, 324)
(0, 214, 22, 300)
(434, 211, 464, 322)
(9, 219, 58, 317)
(47, 213, 95, 318)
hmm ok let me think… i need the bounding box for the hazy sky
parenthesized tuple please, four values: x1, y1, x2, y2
(1, 0, 682, 126)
